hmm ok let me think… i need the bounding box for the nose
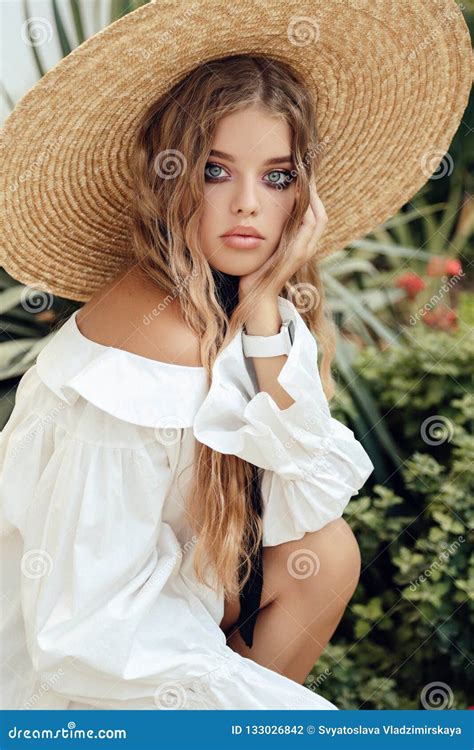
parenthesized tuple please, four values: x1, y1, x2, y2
(230, 176, 260, 215)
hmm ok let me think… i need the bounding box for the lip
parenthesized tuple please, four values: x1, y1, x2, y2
(221, 225, 264, 239)
(221, 235, 264, 250)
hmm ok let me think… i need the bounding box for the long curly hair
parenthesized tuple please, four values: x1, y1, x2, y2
(128, 53, 337, 601)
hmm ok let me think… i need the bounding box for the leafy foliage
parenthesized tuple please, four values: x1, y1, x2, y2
(307, 325, 473, 709)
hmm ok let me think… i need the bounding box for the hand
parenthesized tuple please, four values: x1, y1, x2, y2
(238, 176, 328, 301)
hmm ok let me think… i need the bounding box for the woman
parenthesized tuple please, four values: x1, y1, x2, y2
(0, 52, 372, 711)
(0, 1, 470, 711)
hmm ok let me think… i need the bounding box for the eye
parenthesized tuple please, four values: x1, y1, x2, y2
(204, 162, 227, 180)
(264, 170, 295, 190)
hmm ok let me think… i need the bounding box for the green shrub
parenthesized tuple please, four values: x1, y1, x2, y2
(306, 323, 473, 709)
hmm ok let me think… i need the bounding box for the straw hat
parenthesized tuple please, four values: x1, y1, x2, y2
(0, 0, 472, 302)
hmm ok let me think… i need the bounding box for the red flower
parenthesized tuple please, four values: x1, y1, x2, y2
(445, 258, 463, 276)
(427, 256, 463, 277)
(395, 272, 426, 300)
(423, 306, 458, 330)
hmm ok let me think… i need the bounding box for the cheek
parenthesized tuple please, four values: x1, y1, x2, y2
(273, 189, 297, 219)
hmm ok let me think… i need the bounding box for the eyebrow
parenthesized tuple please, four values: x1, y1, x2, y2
(209, 149, 293, 166)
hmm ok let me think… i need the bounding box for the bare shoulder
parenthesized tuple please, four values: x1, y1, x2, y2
(75, 265, 202, 367)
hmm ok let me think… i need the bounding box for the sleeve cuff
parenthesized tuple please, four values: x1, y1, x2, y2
(193, 295, 373, 485)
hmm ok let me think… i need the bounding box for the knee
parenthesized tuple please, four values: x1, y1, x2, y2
(288, 518, 362, 603)
(319, 517, 361, 599)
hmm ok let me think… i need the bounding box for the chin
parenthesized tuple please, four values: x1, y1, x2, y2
(211, 258, 259, 276)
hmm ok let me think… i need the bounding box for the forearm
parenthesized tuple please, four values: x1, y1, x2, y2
(244, 296, 296, 411)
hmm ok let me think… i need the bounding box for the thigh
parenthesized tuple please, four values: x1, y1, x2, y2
(263, 517, 361, 596)
(219, 518, 360, 635)
(219, 548, 282, 635)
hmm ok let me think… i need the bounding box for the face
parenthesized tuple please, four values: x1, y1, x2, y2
(199, 104, 301, 276)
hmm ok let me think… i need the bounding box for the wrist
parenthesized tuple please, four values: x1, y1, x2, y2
(244, 296, 281, 336)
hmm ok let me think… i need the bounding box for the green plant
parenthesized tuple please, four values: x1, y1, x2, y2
(0, 268, 78, 429)
(306, 325, 473, 709)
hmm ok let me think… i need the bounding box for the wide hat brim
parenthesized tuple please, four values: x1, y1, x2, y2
(0, 0, 472, 302)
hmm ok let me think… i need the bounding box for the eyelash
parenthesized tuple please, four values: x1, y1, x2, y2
(204, 162, 295, 190)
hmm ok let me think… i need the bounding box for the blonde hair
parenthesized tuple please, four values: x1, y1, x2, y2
(129, 53, 337, 601)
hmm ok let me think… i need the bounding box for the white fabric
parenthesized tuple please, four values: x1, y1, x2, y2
(0, 296, 374, 710)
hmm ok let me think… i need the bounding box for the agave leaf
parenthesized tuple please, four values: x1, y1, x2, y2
(92, 0, 102, 32)
(0, 269, 21, 289)
(320, 249, 347, 267)
(69, 0, 86, 44)
(348, 239, 436, 260)
(323, 274, 398, 344)
(327, 259, 377, 277)
(370, 227, 395, 248)
(387, 210, 412, 248)
(0, 337, 48, 377)
(440, 179, 463, 242)
(380, 203, 446, 230)
(416, 196, 445, 252)
(0, 286, 27, 314)
(0, 320, 47, 338)
(357, 287, 407, 311)
(109, 0, 132, 21)
(51, 0, 73, 57)
(339, 314, 375, 347)
(334, 337, 403, 471)
(443, 178, 471, 255)
(0, 387, 17, 430)
(325, 295, 348, 314)
(22, 0, 47, 77)
(0, 81, 15, 112)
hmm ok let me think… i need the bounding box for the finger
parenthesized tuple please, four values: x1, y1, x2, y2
(298, 183, 327, 255)
(309, 181, 327, 224)
(301, 177, 318, 218)
(301, 194, 317, 227)
(309, 178, 321, 211)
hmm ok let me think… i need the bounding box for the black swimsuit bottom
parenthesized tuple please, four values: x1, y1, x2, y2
(236, 464, 264, 648)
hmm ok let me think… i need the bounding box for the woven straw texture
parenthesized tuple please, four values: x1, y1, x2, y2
(0, 0, 472, 301)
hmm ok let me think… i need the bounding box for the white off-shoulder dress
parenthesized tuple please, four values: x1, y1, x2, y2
(0, 296, 374, 711)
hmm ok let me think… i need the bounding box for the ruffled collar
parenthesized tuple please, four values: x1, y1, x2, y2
(35, 298, 301, 429)
(35, 309, 210, 429)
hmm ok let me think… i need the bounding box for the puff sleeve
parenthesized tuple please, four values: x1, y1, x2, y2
(193, 297, 374, 547)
